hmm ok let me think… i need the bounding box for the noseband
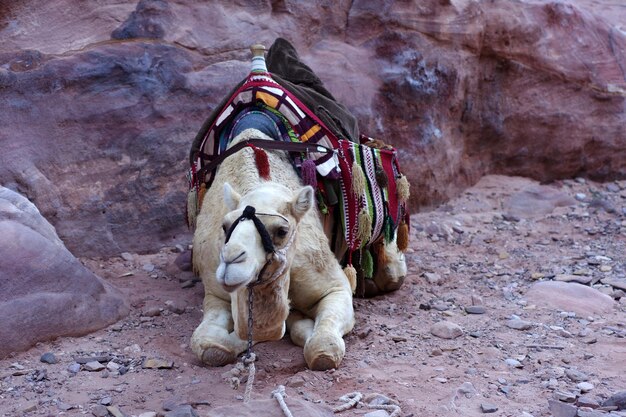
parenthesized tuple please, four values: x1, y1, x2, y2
(225, 205, 275, 254)
(224, 205, 294, 285)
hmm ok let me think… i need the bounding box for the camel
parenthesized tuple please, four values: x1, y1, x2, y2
(190, 127, 356, 371)
(188, 40, 409, 370)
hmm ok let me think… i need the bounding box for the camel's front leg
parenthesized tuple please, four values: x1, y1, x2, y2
(190, 293, 248, 366)
(298, 285, 355, 371)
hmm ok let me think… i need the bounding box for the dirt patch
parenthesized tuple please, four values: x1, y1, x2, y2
(1, 175, 625, 417)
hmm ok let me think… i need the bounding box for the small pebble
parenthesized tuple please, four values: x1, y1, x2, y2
(554, 390, 577, 402)
(465, 305, 486, 314)
(165, 300, 186, 315)
(84, 361, 105, 372)
(67, 362, 81, 374)
(481, 402, 498, 413)
(578, 382, 594, 393)
(505, 358, 523, 368)
(143, 358, 174, 369)
(40, 352, 57, 364)
(430, 321, 463, 339)
(91, 405, 109, 417)
(565, 368, 589, 382)
(120, 252, 134, 262)
(506, 318, 533, 331)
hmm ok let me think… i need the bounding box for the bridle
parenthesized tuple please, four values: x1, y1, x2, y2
(223, 204, 296, 359)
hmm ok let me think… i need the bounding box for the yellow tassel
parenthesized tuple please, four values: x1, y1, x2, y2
(197, 183, 207, 211)
(187, 189, 197, 229)
(351, 161, 367, 198)
(343, 265, 357, 293)
(396, 174, 410, 203)
(397, 221, 409, 252)
(376, 243, 387, 266)
(357, 208, 372, 245)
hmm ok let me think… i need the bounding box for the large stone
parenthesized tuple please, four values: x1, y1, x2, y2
(503, 185, 577, 219)
(525, 281, 616, 316)
(0, 0, 624, 257)
(0, 187, 128, 358)
(602, 391, 626, 410)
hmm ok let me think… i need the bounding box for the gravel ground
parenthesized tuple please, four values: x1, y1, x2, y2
(0, 175, 625, 417)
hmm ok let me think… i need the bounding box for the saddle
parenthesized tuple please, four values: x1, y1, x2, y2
(187, 39, 410, 297)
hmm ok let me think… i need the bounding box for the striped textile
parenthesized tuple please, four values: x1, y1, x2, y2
(337, 140, 404, 252)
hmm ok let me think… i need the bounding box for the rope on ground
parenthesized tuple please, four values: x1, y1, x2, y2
(333, 392, 362, 413)
(272, 385, 295, 417)
(333, 392, 402, 417)
(242, 353, 257, 403)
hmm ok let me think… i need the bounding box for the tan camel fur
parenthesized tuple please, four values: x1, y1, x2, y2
(191, 128, 355, 371)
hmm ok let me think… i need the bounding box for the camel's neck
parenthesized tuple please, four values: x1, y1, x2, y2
(233, 272, 291, 342)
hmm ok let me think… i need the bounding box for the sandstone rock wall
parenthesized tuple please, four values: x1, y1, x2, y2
(1, 0, 624, 257)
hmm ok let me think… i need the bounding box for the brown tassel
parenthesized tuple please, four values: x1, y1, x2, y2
(376, 167, 388, 188)
(357, 208, 372, 245)
(343, 265, 357, 293)
(351, 161, 366, 198)
(197, 183, 207, 211)
(396, 174, 410, 203)
(397, 221, 409, 252)
(376, 243, 387, 266)
(252, 145, 271, 180)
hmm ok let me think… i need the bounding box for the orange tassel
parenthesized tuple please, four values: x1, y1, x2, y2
(376, 243, 387, 266)
(197, 183, 207, 210)
(397, 221, 409, 252)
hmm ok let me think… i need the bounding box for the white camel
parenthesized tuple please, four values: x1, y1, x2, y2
(191, 128, 356, 370)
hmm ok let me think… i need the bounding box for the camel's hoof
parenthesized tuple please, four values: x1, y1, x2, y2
(201, 345, 237, 367)
(309, 354, 339, 371)
(304, 334, 344, 371)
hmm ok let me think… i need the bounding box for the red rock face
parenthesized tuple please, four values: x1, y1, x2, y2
(0, 0, 624, 256)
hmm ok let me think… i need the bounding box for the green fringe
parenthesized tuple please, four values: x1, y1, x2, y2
(383, 215, 394, 243)
(362, 248, 374, 279)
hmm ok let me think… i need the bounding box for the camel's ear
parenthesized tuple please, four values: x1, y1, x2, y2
(291, 185, 314, 221)
(223, 183, 241, 211)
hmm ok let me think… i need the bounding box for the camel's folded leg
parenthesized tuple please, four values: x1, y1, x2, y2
(286, 310, 314, 347)
(190, 294, 248, 367)
(302, 286, 355, 371)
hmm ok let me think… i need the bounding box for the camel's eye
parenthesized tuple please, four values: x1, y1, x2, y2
(275, 227, 289, 239)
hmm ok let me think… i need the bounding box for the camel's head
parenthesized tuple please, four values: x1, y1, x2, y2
(373, 237, 407, 292)
(216, 182, 314, 292)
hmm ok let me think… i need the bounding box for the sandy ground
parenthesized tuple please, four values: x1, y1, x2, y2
(0, 175, 625, 417)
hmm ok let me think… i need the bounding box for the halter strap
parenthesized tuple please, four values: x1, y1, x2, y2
(224, 205, 275, 254)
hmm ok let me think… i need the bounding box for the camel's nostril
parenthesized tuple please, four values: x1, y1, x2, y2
(222, 247, 247, 265)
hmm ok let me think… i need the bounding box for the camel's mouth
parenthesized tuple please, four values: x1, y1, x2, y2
(215, 257, 257, 292)
(221, 282, 243, 293)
